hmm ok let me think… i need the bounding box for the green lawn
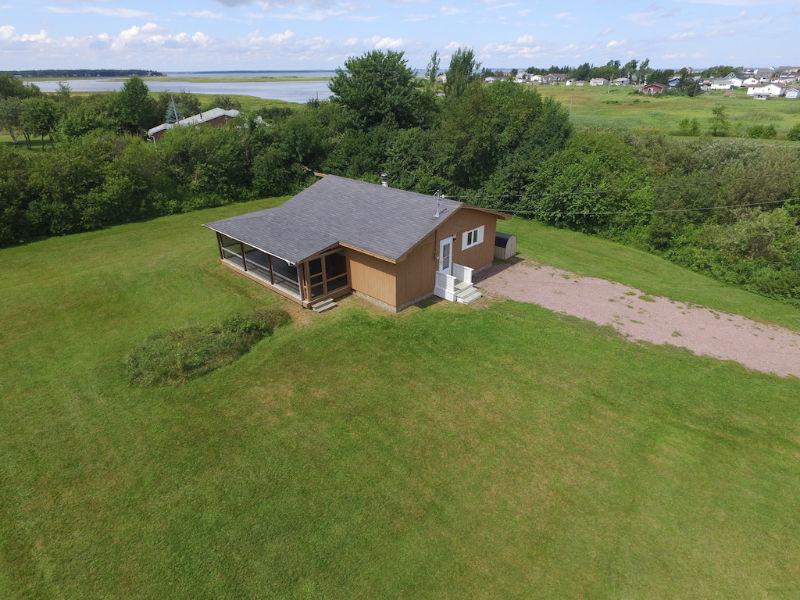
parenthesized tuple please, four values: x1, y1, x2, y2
(535, 85, 800, 138)
(2, 199, 800, 598)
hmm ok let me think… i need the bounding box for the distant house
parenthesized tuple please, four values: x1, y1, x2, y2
(785, 87, 800, 99)
(747, 83, 785, 99)
(544, 73, 568, 84)
(667, 76, 682, 88)
(484, 76, 498, 83)
(204, 175, 508, 312)
(613, 76, 630, 86)
(530, 74, 545, 84)
(147, 107, 240, 141)
(641, 83, 666, 95)
(709, 78, 735, 90)
(742, 77, 759, 87)
(590, 77, 609, 86)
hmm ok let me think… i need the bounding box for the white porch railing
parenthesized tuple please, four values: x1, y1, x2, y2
(452, 263, 473, 285)
(435, 270, 456, 293)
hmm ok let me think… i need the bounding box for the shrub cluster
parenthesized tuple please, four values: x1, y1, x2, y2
(127, 308, 291, 386)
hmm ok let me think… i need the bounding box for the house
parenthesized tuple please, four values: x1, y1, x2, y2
(747, 83, 785, 98)
(613, 77, 630, 86)
(641, 83, 666, 95)
(544, 73, 568, 84)
(743, 77, 759, 87)
(204, 175, 508, 312)
(589, 77, 608, 86)
(667, 76, 682, 88)
(147, 107, 240, 141)
(484, 76, 498, 83)
(709, 78, 735, 90)
(785, 87, 800, 99)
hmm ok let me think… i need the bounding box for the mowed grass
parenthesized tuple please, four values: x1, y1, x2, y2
(2, 199, 800, 598)
(536, 84, 800, 138)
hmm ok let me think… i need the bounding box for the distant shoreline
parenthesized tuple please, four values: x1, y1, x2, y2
(15, 70, 335, 83)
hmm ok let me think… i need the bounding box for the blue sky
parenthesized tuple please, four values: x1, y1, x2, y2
(1, 0, 798, 71)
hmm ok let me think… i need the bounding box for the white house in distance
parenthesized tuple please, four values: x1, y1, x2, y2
(742, 77, 759, 87)
(709, 75, 744, 90)
(590, 77, 609, 86)
(784, 87, 799, 99)
(747, 82, 786, 99)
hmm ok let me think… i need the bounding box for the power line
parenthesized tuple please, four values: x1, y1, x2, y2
(442, 197, 793, 216)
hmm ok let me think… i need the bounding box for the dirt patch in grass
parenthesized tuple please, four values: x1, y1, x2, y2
(478, 261, 800, 378)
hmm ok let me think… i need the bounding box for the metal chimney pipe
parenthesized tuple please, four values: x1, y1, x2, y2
(380, 172, 389, 187)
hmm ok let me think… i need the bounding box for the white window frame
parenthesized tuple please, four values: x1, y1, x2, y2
(462, 226, 485, 250)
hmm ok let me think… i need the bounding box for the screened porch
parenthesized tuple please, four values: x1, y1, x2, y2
(216, 233, 350, 305)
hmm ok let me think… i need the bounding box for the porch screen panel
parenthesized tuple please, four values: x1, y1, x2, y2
(307, 258, 324, 299)
(324, 252, 348, 292)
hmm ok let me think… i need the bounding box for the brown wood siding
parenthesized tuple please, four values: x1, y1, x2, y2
(395, 232, 437, 306)
(348, 207, 499, 310)
(436, 208, 498, 270)
(347, 249, 398, 307)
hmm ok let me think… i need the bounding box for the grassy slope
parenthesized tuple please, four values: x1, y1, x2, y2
(535, 85, 800, 138)
(1, 199, 799, 598)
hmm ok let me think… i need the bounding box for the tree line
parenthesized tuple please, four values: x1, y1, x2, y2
(0, 74, 246, 146)
(1, 50, 799, 304)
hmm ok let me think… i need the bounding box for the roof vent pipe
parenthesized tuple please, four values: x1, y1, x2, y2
(434, 190, 442, 218)
(380, 172, 389, 187)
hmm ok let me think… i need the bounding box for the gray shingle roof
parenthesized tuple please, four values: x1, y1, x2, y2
(204, 175, 464, 264)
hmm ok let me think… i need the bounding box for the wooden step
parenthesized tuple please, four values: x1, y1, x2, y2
(312, 299, 337, 313)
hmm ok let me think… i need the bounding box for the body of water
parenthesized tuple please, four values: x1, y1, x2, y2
(31, 77, 333, 103)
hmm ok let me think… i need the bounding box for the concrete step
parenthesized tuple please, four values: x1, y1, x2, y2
(456, 287, 482, 304)
(312, 299, 337, 313)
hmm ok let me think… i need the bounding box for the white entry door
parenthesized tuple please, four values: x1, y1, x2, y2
(438, 237, 453, 274)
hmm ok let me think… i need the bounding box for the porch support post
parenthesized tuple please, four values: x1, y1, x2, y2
(267, 254, 274, 285)
(216, 232, 223, 259)
(240, 242, 247, 271)
(297, 261, 305, 303)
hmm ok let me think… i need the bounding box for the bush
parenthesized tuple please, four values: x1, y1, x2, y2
(676, 118, 700, 136)
(746, 124, 777, 139)
(127, 308, 290, 385)
(787, 124, 800, 142)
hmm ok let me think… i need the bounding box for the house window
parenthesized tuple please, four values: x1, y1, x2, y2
(462, 226, 485, 250)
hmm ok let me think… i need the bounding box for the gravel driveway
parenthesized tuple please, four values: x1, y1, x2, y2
(477, 261, 800, 378)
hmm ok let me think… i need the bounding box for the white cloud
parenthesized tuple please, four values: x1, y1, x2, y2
(441, 5, 466, 15)
(624, 7, 676, 26)
(344, 36, 359, 46)
(369, 35, 403, 49)
(45, 5, 152, 18)
(108, 22, 212, 51)
(268, 29, 295, 44)
(553, 11, 572, 20)
(0, 25, 50, 44)
(177, 10, 224, 19)
(606, 39, 625, 48)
